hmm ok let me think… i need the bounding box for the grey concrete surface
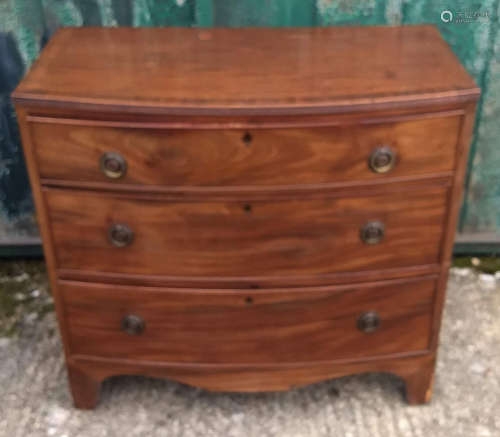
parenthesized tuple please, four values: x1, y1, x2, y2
(0, 268, 499, 437)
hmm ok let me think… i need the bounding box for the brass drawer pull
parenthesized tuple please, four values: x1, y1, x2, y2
(108, 223, 134, 247)
(360, 221, 385, 245)
(100, 152, 127, 179)
(357, 311, 380, 333)
(121, 314, 145, 335)
(369, 146, 396, 173)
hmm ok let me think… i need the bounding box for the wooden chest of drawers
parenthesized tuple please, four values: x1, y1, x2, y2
(13, 26, 479, 409)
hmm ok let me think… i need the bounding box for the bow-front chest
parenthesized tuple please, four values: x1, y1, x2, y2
(13, 26, 479, 408)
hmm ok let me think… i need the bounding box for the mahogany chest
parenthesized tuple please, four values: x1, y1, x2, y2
(13, 26, 479, 408)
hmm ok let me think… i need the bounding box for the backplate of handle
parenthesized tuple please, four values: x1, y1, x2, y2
(360, 221, 385, 245)
(369, 146, 396, 174)
(357, 311, 380, 333)
(100, 152, 127, 179)
(108, 223, 134, 247)
(121, 314, 145, 335)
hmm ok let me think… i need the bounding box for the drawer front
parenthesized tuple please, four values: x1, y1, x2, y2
(32, 116, 459, 187)
(47, 187, 447, 279)
(62, 277, 435, 363)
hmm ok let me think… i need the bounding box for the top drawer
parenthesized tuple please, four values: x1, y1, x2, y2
(31, 115, 460, 188)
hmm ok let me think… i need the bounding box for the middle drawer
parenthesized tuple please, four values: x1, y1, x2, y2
(46, 187, 447, 280)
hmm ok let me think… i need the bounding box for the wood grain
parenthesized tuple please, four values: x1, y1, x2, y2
(13, 107, 74, 362)
(66, 352, 436, 408)
(57, 263, 442, 289)
(39, 173, 453, 201)
(26, 105, 466, 127)
(31, 115, 460, 187)
(12, 26, 479, 115)
(13, 25, 479, 407)
(45, 187, 448, 279)
(430, 103, 478, 351)
(61, 276, 435, 364)
(67, 364, 101, 409)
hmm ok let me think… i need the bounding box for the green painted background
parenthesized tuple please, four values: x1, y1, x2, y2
(0, 0, 499, 253)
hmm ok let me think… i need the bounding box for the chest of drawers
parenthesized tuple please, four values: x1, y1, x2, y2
(13, 26, 479, 409)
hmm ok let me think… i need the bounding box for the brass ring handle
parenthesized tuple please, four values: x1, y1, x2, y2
(121, 314, 145, 335)
(357, 311, 380, 333)
(108, 223, 134, 247)
(368, 146, 396, 174)
(360, 221, 385, 245)
(100, 152, 127, 179)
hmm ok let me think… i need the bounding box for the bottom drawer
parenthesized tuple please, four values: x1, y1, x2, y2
(61, 277, 436, 364)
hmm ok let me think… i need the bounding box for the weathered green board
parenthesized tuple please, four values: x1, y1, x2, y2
(0, 0, 499, 254)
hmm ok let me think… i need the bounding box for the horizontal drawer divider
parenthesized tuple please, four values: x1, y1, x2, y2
(57, 265, 442, 289)
(59, 273, 440, 294)
(41, 173, 453, 201)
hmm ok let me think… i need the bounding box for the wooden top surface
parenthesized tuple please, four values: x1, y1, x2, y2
(13, 26, 479, 115)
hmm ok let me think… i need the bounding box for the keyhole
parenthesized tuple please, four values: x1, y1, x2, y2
(245, 296, 254, 304)
(243, 204, 252, 213)
(242, 132, 252, 146)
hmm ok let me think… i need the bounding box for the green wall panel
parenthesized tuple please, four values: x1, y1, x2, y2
(42, 0, 83, 29)
(317, 0, 388, 25)
(461, 1, 500, 233)
(0, 0, 499, 252)
(213, 0, 316, 27)
(402, 1, 494, 81)
(401, 0, 499, 238)
(132, 0, 195, 27)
